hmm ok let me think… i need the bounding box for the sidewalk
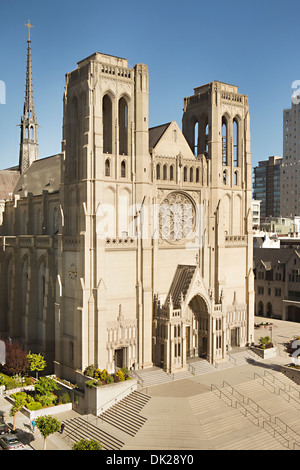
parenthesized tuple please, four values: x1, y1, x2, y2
(0, 395, 74, 450)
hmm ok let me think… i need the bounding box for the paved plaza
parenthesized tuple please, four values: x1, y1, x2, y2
(0, 316, 300, 451)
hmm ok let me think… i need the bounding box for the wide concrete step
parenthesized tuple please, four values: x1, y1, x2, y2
(212, 378, 300, 449)
(188, 389, 287, 450)
(99, 391, 150, 437)
(62, 416, 124, 450)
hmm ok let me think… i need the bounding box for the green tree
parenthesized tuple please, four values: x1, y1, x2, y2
(35, 415, 61, 450)
(72, 438, 103, 450)
(9, 392, 27, 431)
(27, 352, 47, 379)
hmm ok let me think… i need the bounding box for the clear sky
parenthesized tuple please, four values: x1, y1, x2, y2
(0, 0, 299, 170)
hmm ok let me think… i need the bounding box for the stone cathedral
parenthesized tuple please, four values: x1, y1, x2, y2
(0, 26, 254, 382)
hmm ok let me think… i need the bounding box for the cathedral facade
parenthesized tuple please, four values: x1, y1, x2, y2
(0, 33, 254, 381)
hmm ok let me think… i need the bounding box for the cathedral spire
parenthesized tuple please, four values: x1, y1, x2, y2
(19, 19, 39, 174)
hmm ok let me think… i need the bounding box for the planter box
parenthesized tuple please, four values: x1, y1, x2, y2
(280, 364, 300, 385)
(74, 370, 138, 416)
(5, 395, 72, 420)
(251, 346, 277, 359)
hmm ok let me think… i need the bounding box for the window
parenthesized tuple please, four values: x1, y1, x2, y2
(121, 160, 126, 178)
(233, 118, 239, 167)
(53, 207, 59, 234)
(103, 94, 112, 154)
(184, 166, 188, 182)
(105, 158, 110, 177)
(190, 167, 193, 182)
(163, 164, 167, 180)
(170, 165, 174, 181)
(194, 122, 198, 156)
(222, 117, 228, 166)
(118, 97, 128, 155)
(156, 164, 161, 180)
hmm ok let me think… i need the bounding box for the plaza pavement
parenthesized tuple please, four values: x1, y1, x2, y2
(0, 316, 299, 451)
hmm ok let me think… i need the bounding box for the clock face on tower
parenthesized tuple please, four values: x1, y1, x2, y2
(159, 192, 196, 242)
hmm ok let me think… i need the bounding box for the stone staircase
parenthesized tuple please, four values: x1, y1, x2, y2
(210, 372, 300, 450)
(188, 390, 286, 450)
(99, 390, 151, 437)
(132, 349, 258, 389)
(61, 415, 125, 450)
(254, 369, 300, 411)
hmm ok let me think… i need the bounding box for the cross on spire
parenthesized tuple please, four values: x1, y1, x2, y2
(24, 19, 34, 41)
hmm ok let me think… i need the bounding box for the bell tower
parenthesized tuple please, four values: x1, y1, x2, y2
(19, 20, 39, 174)
(182, 81, 254, 346)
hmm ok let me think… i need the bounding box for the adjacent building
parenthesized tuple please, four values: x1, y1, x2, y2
(281, 98, 300, 218)
(253, 156, 282, 222)
(254, 246, 300, 322)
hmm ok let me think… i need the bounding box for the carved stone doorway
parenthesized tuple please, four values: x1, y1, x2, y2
(187, 295, 209, 359)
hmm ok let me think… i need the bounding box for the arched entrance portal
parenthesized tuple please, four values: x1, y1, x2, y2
(187, 295, 209, 359)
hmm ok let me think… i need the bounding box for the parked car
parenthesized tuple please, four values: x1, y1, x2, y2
(0, 435, 25, 450)
(0, 422, 10, 435)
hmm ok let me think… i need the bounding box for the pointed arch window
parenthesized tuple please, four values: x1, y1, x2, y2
(156, 163, 161, 180)
(196, 167, 200, 183)
(121, 160, 126, 178)
(163, 164, 167, 180)
(205, 123, 209, 155)
(53, 207, 59, 234)
(222, 116, 228, 166)
(21, 258, 28, 316)
(38, 260, 46, 319)
(194, 122, 199, 156)
(190, 167, 194, 182)
(105, 158, 111, 177)
(223, 170, 227, 185)
(234, 170, 238, 186)
(103, 94, 113, 154)
(184, 166, 188, 182)
(170, 165, 174, 181)
(119, 97, 128, 155)
(233, 118, 239, 167)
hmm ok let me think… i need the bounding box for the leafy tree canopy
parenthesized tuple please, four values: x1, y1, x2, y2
(72, 438, 103, 450)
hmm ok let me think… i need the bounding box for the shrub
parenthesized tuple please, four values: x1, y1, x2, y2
(258, 336, 273, 349)
(105, 374, 114, 384)
(115, 370, 125, 382)
(73, 438, 102, 450)
(84, 364, 97, 378)
(36, 393, 57, 407)
(85, 379, 98, 388)
(26, 401, 42, 411)
(100, 369, 109, 381)
(57, 392, 71, 404)
(34, 376, 59, 395)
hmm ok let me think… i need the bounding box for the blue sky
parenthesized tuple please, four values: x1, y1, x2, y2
(0, 0, 299, 170)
